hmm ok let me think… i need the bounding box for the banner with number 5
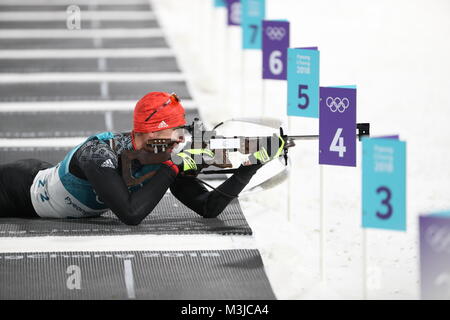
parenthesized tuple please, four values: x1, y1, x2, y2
(262, 20, 290, 80)
(319, 86, 356, 167)
(287, 47, 320, 118)
(362, 137, 406, 231)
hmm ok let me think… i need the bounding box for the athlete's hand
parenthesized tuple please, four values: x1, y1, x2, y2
(247, 134, 285, 165)
(171, 149, 215, 176)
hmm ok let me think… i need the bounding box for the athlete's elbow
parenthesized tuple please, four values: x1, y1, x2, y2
(115, 208, 145, 226)
(121, 217, 143, 226)
(202, 207, 224, 219)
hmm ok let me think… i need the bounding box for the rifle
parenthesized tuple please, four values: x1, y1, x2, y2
(121, 118, 370, 186)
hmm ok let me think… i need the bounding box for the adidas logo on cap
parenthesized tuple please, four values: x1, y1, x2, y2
(101, 159, 115, 169)
(158, 120, 169, 129)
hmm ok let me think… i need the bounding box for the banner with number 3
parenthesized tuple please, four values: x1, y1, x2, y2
(319, 86, 357, 167)
(362, 137, 406, 231)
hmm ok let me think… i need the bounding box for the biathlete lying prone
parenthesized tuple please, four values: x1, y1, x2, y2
(0, 92, 283, 225)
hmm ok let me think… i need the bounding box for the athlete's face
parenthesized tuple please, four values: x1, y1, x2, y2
(134, 128, 185, 153)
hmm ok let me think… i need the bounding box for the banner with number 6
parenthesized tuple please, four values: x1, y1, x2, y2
(226, 0, 241, 26)
(319, 86, 356, 166)
(362, 137, 406, 231)
(262, 20, 290, 80)
(287, 47, 320, 118)
(242, 0, 265, 49)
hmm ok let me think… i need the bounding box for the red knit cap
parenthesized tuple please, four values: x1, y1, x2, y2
(133, 92, 186, 133)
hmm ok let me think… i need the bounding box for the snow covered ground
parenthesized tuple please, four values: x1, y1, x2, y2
(152, 0, 450, 299)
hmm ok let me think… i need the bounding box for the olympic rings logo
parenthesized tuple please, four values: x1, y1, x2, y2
(425, 224, 450, 253)
(265, 27, 286, 41)
(326, 97, 350, 113)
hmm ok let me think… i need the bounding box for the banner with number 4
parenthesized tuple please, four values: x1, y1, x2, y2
(362, 137, 406, 231)
(262, 20, 290, 80)
(319, 86, 357, 167)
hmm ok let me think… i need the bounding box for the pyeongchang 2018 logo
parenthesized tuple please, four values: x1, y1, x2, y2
(425, 224, 450, 254)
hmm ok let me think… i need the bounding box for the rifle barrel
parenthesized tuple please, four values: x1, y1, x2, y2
(287, 135, 319, 140)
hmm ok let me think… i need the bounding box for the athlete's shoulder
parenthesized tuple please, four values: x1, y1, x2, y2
(76, 136, 119, 169)
(110, 132, 134, 155)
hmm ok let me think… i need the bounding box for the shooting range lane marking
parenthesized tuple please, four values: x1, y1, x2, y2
(0, 234, 257, 254)
(0, 108, 201, 139)
(0, 57, 181, 73)
(0, 11, 156, 21)
(0, 28, 163, 39)
(0, 0, 148, 5)
(100, 81, 109, 99)
(0, 193, 253, 237)
(0, 100, 196, 112)
(0, 20, 160, 30)
(0, 5, 151, 12)
(0, 73, 186, 83)
(97, 57, 107, 72)
(100, 79, 114, 131)
(0, 250, 274, 300)
(0, 137, 86, 148)
(0, 48, 174, 59)
(123, 260, 136, 299)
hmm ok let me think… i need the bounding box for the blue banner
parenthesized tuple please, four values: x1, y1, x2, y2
(362, 137, 407, 231)
(287, 47, 320, 118)
(214, 0, 226, 7)
(241, 0, 265, 49)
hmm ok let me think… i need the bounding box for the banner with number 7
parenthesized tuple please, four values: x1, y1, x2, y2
(362, 137, 406, 231)
(319, 86, 357, 167)
(242, 0, 265, 49)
